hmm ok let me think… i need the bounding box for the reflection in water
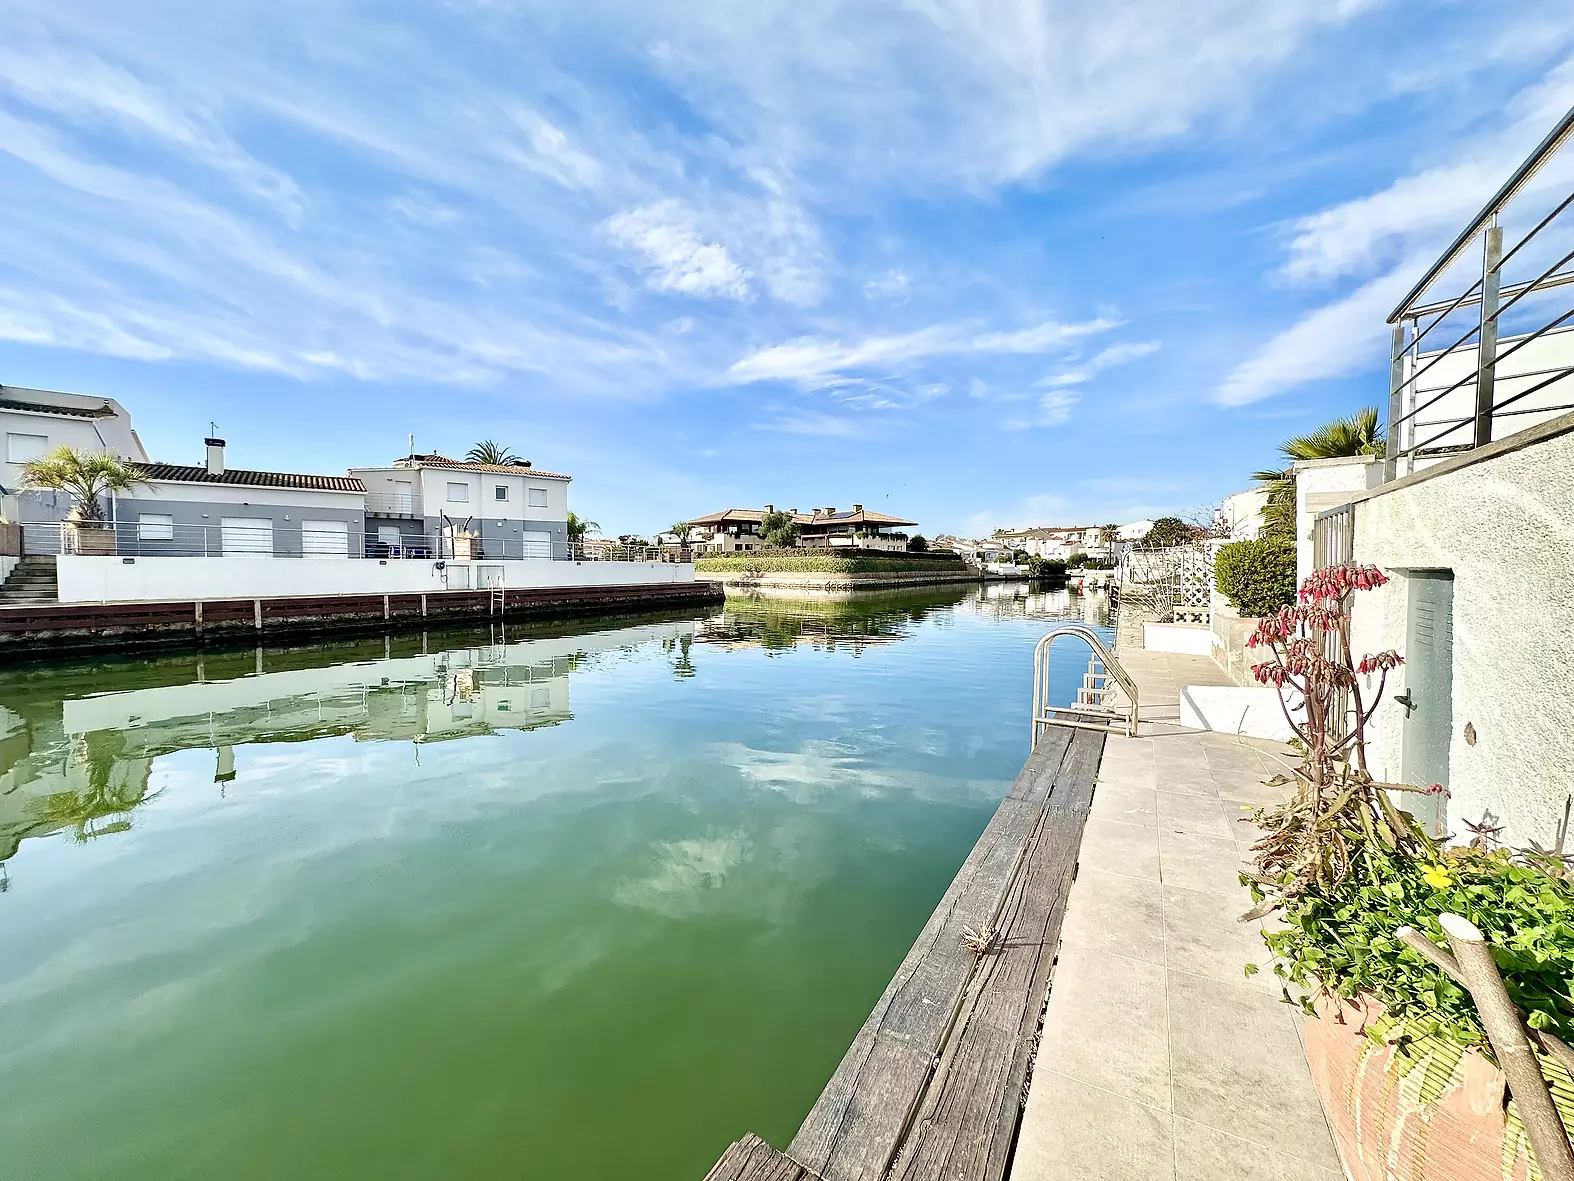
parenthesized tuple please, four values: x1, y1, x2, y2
(0, 585, 1109, 873)
(0, 582, 1114, 1181)
(0, 621, 691, 870)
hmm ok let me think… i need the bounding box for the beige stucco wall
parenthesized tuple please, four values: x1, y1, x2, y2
(1348, 418, 1574, 848)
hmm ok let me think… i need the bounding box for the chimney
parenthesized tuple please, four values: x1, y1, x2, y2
(764, 503, 774, 513)
(852, 503, 863, 512)
(205, 437, 226, 476)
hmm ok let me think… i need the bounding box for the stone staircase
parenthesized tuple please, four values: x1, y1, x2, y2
(0, 556, 59, 605)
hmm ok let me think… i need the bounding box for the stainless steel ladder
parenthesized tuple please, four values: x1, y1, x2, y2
(1032, 624, 1140, 743)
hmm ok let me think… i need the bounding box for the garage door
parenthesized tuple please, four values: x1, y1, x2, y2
(221, 517, 275, 556)
(521, 530, 551, 558)
(302, 519, 350, 558)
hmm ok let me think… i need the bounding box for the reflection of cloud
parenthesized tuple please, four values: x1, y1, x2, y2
(715, 740, 902, 803)
(613, 831, 752, 916)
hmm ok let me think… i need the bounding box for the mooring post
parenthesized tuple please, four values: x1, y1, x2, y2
(1440, 913, 1574, 1181)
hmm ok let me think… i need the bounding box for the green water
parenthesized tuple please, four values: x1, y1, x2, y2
(0, 584, 1111, 1180)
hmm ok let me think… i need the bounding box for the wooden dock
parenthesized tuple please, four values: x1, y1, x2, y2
(704, 724, 1106, 1181)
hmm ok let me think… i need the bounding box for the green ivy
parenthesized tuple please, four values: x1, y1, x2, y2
(1214, 537, 1297, 617)
(1246, 840, 1574, 1054)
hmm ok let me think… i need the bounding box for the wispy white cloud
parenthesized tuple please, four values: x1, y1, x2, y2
(1039, 340, 1161, 387)
(1220, 58, 1574, 406)
(863, 269, 910, 300)
(606, 200, 752, 301)
(727, 317, 1117, 387)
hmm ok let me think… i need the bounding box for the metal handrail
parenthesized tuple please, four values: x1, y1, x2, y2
(1032, 625, 1139, 743)
(1389, 104, 1574, 323)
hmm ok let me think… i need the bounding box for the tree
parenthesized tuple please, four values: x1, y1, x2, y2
(1141, 517, 1197, 548)
(566, 511, 599, 543)
(759, 510, 800, 548)
(669, 521, 693, 546)
(1098, 523, 1119, 545)
(1254, 407, 1385, 542)
(1028, 555, 1067, 581)
(466, 439, 525, 465)
(906, 534, 928, 552)
(20, 446, 143, 521)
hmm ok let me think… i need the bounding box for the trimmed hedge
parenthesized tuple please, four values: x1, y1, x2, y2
(1214, 538, 1297, 617)
(696, 552, 968, 574)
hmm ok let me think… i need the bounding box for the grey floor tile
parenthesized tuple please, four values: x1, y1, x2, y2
(1167, 971, 1341, 1171)
(1037, 944, 1172, 1110)
(1151, 772, 1217, 798)
(1159, 830, 1248, 895)
(1014, 1071, 1175, 1181)
(1079, 818, 1162, 881)
(1163, 885, 1275, 991)
(1156, 791, 1234, 840)
(1060, 870, 1166, 964)
(1221, 797, 1270, 856)
(1173, 1117, 1340, 1180)
(1091, 782, 1158, 827)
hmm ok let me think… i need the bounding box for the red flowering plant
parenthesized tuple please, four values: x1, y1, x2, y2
(1241, 562, 1436, 910)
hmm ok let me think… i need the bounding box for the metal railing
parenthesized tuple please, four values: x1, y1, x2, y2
(1033, 625, 1139, 742)
(1312, 503, 1354, 570)
(1386, 105, 1574, 476)
(17, 522, 680, 564)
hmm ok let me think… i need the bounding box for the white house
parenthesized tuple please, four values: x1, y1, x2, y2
(351, 454, 572, 559)
(2, 385, 147, 525)
(1215, 487, 1269, 541)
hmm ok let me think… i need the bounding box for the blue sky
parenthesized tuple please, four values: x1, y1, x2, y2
(2, 1, 1573, 538)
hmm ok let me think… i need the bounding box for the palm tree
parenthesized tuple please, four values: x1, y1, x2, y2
(566, 511, 599, 543)
(466, 439, 524, 465)
(669, 520, 693, 545)
(21, 446, 143, 521)
(1255, 407, 1384, 541)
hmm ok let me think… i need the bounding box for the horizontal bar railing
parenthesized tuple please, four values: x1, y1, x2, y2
(17, 521, 681, 564)
(1386, 103, 1574, 478)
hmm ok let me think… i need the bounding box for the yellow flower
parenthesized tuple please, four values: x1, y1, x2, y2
(1422, 865, 1454, 889)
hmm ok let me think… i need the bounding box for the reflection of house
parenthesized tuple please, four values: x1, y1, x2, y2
(0, 621, 694, 866)
(687, 504, 918, 552)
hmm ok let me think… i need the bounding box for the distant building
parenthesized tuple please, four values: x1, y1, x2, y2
(990, 525, 1108, 562)
(1215, 488, 1269, 541)
(686, 504, 918, 552)
(2, 385, 147, 524)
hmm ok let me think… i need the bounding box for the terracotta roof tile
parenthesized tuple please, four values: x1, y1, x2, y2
(389, 455, 572, 479)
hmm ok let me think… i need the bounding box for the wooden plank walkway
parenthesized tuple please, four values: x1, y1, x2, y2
(704, 724, 1105, 1181)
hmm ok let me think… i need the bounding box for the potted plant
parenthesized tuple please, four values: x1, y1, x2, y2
(19, 446, 143, 556)
(1242, 563, 1574, 1181)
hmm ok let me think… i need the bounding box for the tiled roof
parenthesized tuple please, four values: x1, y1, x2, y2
(134, 463, 366, 493)
(0, 396, 118, 419)
(690, 507, 919, 528)
(388, 454, 572, 479)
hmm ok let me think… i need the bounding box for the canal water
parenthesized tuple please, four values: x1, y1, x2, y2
(0, 583, 1111, 1180)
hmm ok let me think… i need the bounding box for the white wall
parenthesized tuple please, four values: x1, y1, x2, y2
(56, 555, 695, 604)
(1348, 415, 1574, 848)
(0, 555, 17, 585)
(125, 482, 365, 513)
(1293, 456, 1385, 583)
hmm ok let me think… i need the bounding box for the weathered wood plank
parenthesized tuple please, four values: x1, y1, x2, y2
(786, 728, 1076, 1181)
(704, 1133, 822, 1180)
(889, 726, 1105, 1181)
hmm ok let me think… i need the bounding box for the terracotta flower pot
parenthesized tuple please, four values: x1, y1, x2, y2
(1303, 993, 1553, 1181)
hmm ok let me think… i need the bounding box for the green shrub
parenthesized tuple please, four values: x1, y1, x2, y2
(696, 552, 966, 574)
(1027, 555, 1067, 581)
(906, 534, 928, 552)
(1214, 538, 1296, 616)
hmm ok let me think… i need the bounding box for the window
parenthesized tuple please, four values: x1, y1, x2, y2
(527, 486, 549, 508)
(494, 485, 509, 501)
(138, 513, 175, 541)
(446, 482, 469, 503)
(6, 432, 48, 463)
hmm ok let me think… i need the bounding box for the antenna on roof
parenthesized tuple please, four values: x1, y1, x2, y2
(408, 432, 415, 458)
(209, 420, 217, 437)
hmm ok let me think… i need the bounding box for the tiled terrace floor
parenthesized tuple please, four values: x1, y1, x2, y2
(1011, 648, 1340, 1181)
